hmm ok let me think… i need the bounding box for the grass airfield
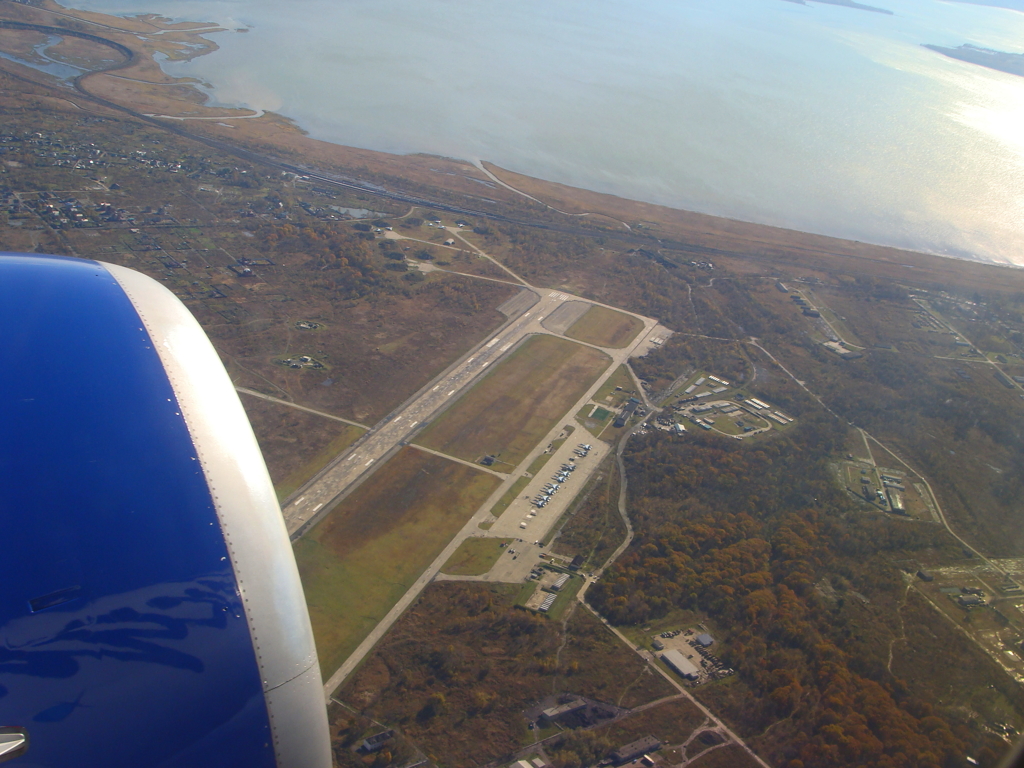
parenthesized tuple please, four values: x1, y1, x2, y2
(414, 334, 612, 467)
(294, 447, 501, 676)
(564, 304, 645, 348)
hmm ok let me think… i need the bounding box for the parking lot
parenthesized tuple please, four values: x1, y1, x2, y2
(489, 437, 610, 542)
(649, 627, 736, 685)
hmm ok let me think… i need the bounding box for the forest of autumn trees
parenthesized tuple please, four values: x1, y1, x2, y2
(589, 416, 1012, 768)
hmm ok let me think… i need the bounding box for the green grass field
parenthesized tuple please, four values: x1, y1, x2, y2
(545, 576, 584, 620)
(415, 335, 610, 466)
(527, 451, 556, 475)
(274, 424, 365, 501)
(440, 537, 513, 575)
(526, 428, 575, 475)
(294, 447, 502, 677)
(564, 305, 644, 348)
(490, 476, 531, 518)
(593, 365, 636, 405)
(576, 405, 607, 438)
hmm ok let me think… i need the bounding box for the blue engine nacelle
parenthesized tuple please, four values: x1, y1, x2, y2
(0, 254, 331, 768)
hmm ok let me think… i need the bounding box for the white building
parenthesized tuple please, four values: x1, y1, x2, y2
(660, 649, 700, 680)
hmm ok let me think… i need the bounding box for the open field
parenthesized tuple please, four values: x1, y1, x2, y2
(577, 403, 612, 437)
(293, 448, 501, 676)
(239, 394, 365, 499)
(525, 426, 576, 477)
(891, 589, 1024, 741)
(415, 335, 610, 466)
(564, 305, 645, 348)
(489, 476, 531, 518)
(550, 457, 625, 568)
(592, 364, 639, 405)
(215, 275, 517, 425)
(688, 744, 763, 768)
(440, 537, 512, 576)
(910, 567, 1024, 685)
(595, 698, 706, 751)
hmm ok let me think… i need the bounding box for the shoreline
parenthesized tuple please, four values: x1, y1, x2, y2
(1, 0, 1022, 285)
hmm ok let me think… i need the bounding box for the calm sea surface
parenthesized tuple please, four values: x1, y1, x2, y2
(70, 0, 1024, 264)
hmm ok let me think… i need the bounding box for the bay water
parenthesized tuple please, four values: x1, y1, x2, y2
(68, 0, 1024, 264)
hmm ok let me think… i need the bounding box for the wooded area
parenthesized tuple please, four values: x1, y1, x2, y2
(589, 418, 1019, 767)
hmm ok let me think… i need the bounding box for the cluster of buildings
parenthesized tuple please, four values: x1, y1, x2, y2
(879, 474, 906, 513)
(614, 398, 643, 428)
(2, 186, 21, 217)
(537, 572, 571, 613)
(911, 307, 946, 331)
(19, 193, 136, 229)
(790, 293, 821, 318)
(657, 631, 735, 685)
(0, 131, 198, 178)
(742, 396, 792, 425)
(276, 355, 324, 370)
(677, 393, 791, 436)
(682, 374, 730, 397)
(823, 340, 862, 360)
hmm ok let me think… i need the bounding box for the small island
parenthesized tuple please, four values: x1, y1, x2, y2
(924, 43, 1024, 78)
(781, 0, 894, 15)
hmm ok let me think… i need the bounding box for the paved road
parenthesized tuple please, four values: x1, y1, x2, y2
(236, 387, 367, 429)
(283, 291, 542, 535)
(314, 307, 667, 695)
(578, 600, 773, 768)
(282, 290, 666, 538)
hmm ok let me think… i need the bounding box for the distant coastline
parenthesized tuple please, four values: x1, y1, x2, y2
(924, 43, 1024, 78)
(780, 0, 893, 15)
(9, 0, 1024, 266)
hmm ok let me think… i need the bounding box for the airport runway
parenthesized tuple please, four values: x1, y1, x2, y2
(282, 290, 662, 537)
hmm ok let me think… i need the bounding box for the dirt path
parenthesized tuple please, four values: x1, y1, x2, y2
(475, 161, 633, 232)
(236, 386, 367, 428)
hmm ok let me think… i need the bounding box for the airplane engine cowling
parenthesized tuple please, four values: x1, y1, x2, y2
(0, 254, 331, 768)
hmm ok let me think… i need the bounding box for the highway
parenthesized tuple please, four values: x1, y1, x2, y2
(281, 289, 660, 538)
